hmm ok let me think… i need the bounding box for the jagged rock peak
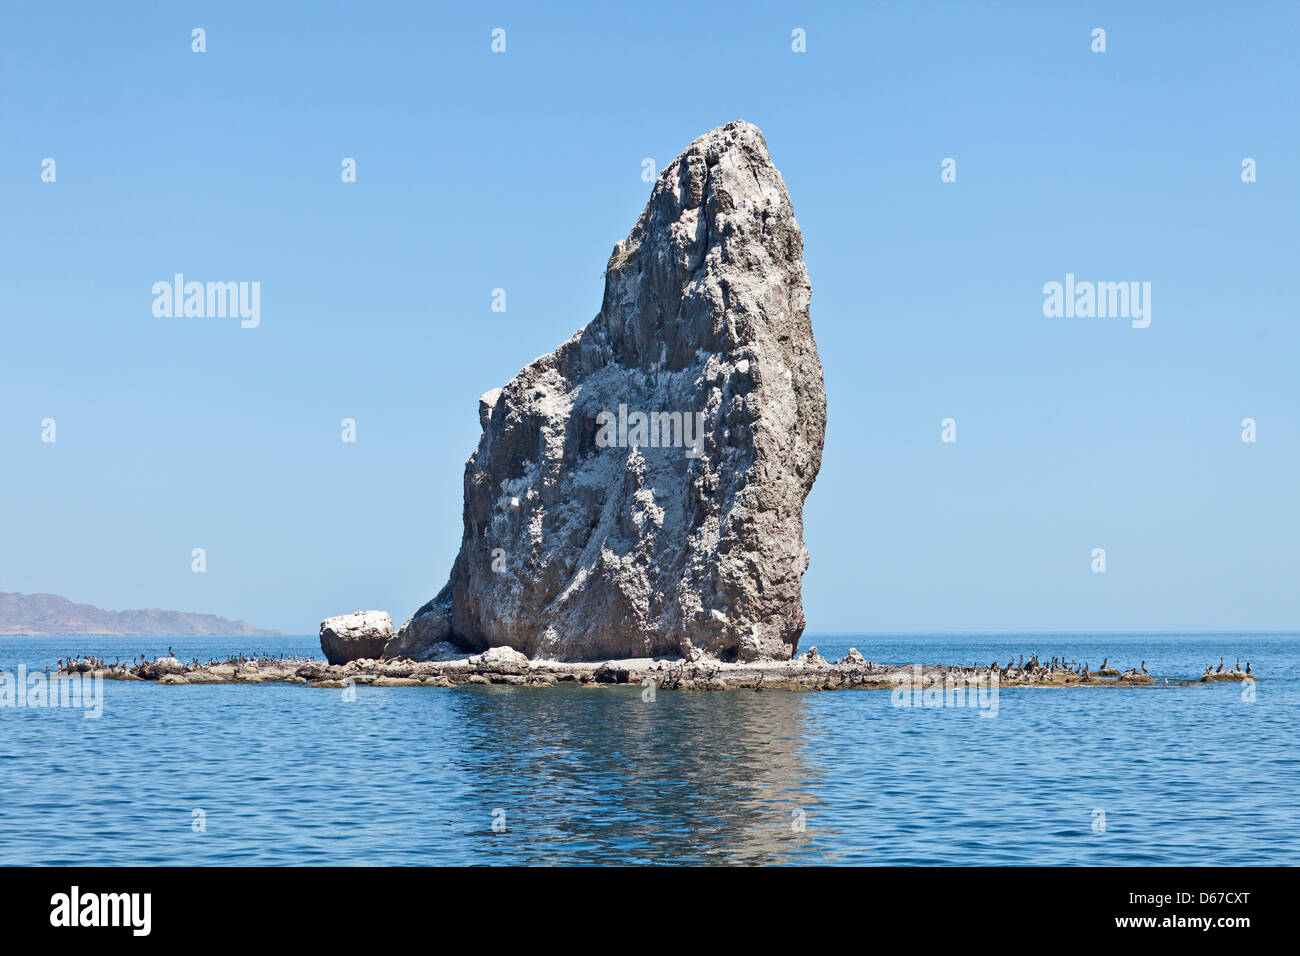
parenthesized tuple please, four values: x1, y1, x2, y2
(385, 120, 826, 663)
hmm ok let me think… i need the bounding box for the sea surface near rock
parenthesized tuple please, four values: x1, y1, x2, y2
(9, 632, 1289, 866)
(389, 120, 826, 664)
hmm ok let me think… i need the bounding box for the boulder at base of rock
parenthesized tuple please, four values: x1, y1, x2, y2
(593, 662, 633, 684)
(320, 611, 394, 665)
(470, 645, 530, 675)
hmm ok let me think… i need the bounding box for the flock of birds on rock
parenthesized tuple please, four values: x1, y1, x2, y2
(945, 653, 1251, 682)
(49, 649, 1255, 682)
(1203, 656, 1252, 676)
(946, 654, 1122, 680)
(54, 649, 309, 676)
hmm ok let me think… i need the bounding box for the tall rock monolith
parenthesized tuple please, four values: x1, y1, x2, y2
(388, 120, 826, 662)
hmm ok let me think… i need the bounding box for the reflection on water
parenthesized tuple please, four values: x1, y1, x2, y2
(0, 633, 1297, 865)
(445, 686, 832, 864)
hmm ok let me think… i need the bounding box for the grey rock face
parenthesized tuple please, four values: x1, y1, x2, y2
(320, 610, 393, 665)
(393, 120, 825, 662)
(471, 646, 531, 675)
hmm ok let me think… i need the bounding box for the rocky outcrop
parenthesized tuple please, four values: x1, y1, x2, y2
(320, 611, 393, 665)
(393, 120, 826, 663)
(65, 651, 1257, 693)
(136, 656, 187, 679)
(1199, 669, 1255, 682)
(1118, 668, 1154, 684)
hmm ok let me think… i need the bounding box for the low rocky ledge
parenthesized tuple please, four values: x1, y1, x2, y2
(1199, 669, 1256, 683)
(53, 649, 1259, 692)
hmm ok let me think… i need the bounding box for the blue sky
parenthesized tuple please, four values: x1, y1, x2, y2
(2, 1, 1296, 634)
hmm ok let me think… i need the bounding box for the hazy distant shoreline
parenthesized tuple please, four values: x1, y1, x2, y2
(0, 592, 281, 637)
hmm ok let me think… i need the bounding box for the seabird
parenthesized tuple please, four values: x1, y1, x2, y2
(1246, 662, 1252, 674)
(1140, 660, 1149, 675)
(1217, 657, 1224, 673)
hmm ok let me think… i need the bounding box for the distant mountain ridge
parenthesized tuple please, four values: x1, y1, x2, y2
(0, 592, 282, 636)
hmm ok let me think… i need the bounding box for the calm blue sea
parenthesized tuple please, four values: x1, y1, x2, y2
(1, 633, 1296, 866)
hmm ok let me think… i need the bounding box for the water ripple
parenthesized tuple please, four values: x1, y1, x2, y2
(0, 633, 1296, 864)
